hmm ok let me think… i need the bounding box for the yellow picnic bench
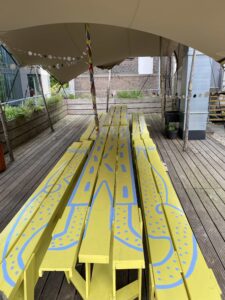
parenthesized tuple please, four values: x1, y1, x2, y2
(0, 140, 92, 300)
(132, 113, 222, 300)
(40, 106, 144, 300)
(0, 105, 222, 300)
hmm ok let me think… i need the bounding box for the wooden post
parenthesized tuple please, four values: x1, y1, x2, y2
(160, 37, 166, 128)
(183, 49, 196, 151)
(35, 67, 54, 132)
(106, 70, 111, 113)
(85, 24, 99, 131)
(0, 102, 14, 161)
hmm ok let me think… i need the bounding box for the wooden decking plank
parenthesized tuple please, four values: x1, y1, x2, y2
(0, 118, 88, 204)
(190, 140, 225, 181)
(0, 116, 86, 187)
(38, 272, 64, 300)
(167, 140, 202, 189)
(172, 139, 212, 189)
(204, 188, 225, 221)
(201, 140, 225, 165)
(176, 139, 221, 189)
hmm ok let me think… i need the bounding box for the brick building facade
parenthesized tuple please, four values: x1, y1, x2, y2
(73, 57, 160, 96)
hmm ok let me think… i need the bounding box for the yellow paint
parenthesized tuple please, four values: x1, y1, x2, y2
(79, 126, 119, 264)
(113, 125, 144, 300)
(40, 127, 109, 276)
(134, 139, 188, 299)
(0, 141, 91, 299)
(0, 142, 82, 264)
(134, 115, 222, 300)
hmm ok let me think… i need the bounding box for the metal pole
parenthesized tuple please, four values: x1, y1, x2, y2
(0, 102, 14, 161)
(183, 49, 196, 151)
(85, 24, 99, 131)
(106, 70, 112, 113)
(35, 67, 54, 132)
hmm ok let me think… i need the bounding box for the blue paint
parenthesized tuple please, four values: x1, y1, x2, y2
(89, 166, 94, 174)
(49, 240, 78, 251)
(121, 164, 127, 172)
(85, 182, 91, 192)
(123, 186, 128, 198)
(17, 224, 47, 270)
(114, 236, 143, 252)
(104, 163, 113, 172)
(120, 152, 124, 158)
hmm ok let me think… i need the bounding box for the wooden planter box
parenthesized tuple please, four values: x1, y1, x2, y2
(0, 102, 67, 153)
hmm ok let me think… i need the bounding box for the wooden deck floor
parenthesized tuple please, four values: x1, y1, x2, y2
(0, 114, 225, 299)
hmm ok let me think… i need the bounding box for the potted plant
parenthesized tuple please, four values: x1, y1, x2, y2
(166, 123, 178, 139)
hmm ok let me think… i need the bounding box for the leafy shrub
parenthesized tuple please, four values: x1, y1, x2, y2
(116, 90, 143, 99)
(4, 94, 63, 121)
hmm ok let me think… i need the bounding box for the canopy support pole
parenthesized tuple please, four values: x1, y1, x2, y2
(106, 70, 112, 113)
(35, 67, 54, 132)
(0, 102, 14, 161)
(183, 49, 196, 151)
(160, 37, 165, 128)
(85, 24, 99, 131)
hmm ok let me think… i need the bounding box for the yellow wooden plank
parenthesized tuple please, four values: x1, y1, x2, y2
(112, 106, 121, 126)
(80, 119, 96, 141)
(141, 132, 221, 299)
(132, 113, 141, 142)
(0, 141, 91, 300)
(139, 113, 150, 139)
(40, 127, 109, 275)
(113, 126, 144, 300)
(103, 106, 115, 126)
(113, 205, 144, 269)
(134, 140, 189, 299)
(87, 263, 112, 300)
(0, 142, 82, 264)
(120, 105, 129, 126)
(79, 126, 119, 264)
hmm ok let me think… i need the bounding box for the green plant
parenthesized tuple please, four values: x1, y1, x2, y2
(46, 94, 63, 106)
(116, 90, 143, 99)
(167, 123, 177, 131)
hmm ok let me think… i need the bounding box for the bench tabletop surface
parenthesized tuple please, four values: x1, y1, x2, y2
(79, 126, 119, 264)
(0, 142, 91, 299)
(40, 128, 109, 273)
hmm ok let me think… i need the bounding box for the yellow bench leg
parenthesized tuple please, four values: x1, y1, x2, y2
(86, 263, 91, 299)
(24, 253, 35, 300)
(70, 269, 86, 300)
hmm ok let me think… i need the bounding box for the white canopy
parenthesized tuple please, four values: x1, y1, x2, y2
(0, 0, 224, 81)
(0, 24, 176, 82)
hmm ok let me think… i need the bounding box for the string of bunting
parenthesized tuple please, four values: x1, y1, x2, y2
(0, 42, 88, 70)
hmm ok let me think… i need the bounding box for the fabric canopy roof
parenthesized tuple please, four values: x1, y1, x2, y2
(0, 24, 176, 83)
(0, 0, 224, 81)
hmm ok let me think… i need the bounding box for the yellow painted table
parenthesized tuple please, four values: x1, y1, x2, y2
(132, 113, 221, 299)
(113, 126, 144, 299)
(40, 127, 109, 299)
(0, 141, 91, 300)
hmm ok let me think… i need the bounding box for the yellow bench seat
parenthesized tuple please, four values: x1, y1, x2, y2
(0, 141, 92, 300)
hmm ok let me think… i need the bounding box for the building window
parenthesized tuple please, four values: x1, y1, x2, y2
(138, 57, 153, 75)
